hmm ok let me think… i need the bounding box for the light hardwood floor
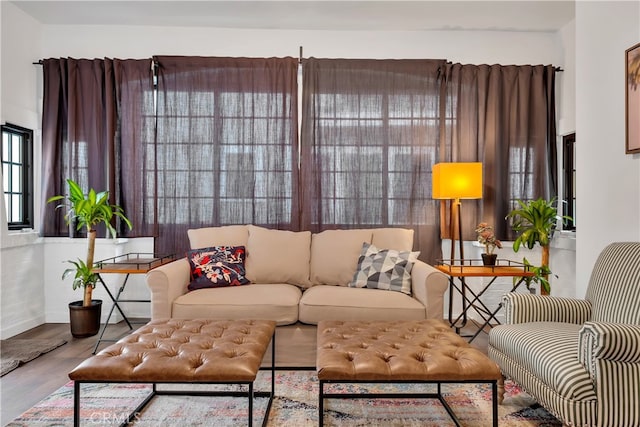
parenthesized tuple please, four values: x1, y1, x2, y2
(0, 320, 488, 425)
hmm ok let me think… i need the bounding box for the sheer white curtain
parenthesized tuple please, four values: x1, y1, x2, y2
(152, 56, 299, 255)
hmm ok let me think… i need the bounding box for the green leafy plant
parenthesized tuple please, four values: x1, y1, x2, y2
(518, 257, 556, 294)
(507, 198, 566, 252)
(62, 258, 99, 291)
(507, 198, 570, 295)
(48, 179, 132, 306)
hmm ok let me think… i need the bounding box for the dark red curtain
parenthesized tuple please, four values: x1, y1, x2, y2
(441, 63, 557, 242)
(41, 56, 556, 262)
(112, 59, 156, 239)
(41, 58, 153, 238)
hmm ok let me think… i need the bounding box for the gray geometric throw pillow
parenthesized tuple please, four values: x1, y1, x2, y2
(349, 242, 420, 295)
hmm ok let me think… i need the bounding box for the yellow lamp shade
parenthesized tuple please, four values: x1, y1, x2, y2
(432, 162, 483, 200)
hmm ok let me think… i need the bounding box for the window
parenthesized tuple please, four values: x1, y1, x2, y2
(312, 93, 437, 226)
(152, 89, 295, 225)
(562, 132, 576, 230)
(508, 146, 535, 210)
(300, 59, 444, 232)
(2, 123, 34, 230)
(144, 56, 299, 255)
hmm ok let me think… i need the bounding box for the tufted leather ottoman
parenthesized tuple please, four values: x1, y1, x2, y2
(69, 319, 276, 427)
(317, 319, 502, 426)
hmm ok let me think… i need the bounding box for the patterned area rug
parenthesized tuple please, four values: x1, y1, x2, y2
(1, 338, 67, 376)
(7, 370, 562, 426)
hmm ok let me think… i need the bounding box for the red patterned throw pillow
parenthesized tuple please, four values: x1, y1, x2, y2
(187, 246, 250, 290)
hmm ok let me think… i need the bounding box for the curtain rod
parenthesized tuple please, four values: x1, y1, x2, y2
(33, 59, 564, 72)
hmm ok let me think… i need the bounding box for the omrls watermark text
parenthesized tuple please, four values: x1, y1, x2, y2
(89, 411, 142, 425)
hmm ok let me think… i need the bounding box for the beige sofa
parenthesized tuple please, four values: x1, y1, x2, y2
(146, 225, 448, 325)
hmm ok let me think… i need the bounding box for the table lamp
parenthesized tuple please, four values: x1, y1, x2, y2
(432, 162, 483, 263)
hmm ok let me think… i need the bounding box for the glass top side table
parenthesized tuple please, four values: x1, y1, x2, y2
(92, 253, 175, 353)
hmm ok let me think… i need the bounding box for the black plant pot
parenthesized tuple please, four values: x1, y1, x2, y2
(481, 253, 498, 266)
(68, 299, 102, 338)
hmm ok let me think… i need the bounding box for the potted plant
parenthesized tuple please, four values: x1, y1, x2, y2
(475, 222, 502, 265)
(48, 179, 132, 337)
(506, 197, 569, 295)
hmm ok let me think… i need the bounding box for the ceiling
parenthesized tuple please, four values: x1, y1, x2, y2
(10, 1, 575, 32)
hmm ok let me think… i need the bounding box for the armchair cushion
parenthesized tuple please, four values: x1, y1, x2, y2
(489, 322, 596, 401)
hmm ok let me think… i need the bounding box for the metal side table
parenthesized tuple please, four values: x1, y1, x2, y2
(92, 253, 175, 353)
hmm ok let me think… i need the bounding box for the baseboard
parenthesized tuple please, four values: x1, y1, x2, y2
(0, 315, 46, 339)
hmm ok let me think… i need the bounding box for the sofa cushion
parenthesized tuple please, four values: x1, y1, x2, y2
(172, 283, 302, 326)
(310, 229, 373, 286)
(349, 242, 419, 295)
(186, 246, 249, 291)
(245, 225, 311, 287)
(187, 225, 249, 250)
(371, 228, 414, 251)
(299, 285, 426, 324)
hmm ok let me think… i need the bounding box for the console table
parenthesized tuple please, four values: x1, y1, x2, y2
(436, 260, 536, 342)
(92, 253, 175, 353)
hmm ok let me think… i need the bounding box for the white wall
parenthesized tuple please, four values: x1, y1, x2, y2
(40, 25, 563, 65)
(575, 1, 640, 296)
(558, 19, 576, 136)
(0, 1, 43, 338)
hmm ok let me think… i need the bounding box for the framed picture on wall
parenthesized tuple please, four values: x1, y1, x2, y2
(626, 42, 640, 154)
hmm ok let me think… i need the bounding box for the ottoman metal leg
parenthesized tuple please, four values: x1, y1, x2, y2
(248, 382, 254, 427)
(492, 380, 498, 427)
(318, 380, 324, 427)
(73, 381, 80, 427)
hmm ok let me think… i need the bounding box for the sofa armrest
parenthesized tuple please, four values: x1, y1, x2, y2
(410, 260, 448, 320)
(502, 293, 592, 325)
(578, 322, 640, 426)
(145, 258, 191, 319)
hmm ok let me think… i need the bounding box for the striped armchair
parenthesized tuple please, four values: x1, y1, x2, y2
(488, 242, 640, 427)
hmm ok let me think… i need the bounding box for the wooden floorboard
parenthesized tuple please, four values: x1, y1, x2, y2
(0, 320, 488, 425)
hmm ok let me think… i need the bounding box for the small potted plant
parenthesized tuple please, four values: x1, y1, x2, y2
(475, 222, 502, 265)
(48, 179, 132, 337)
(506, 197, 570, 295)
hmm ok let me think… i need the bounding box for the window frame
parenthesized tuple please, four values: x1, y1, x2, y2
(562, 132, 576, 231)
(2, 123, 34, 230)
